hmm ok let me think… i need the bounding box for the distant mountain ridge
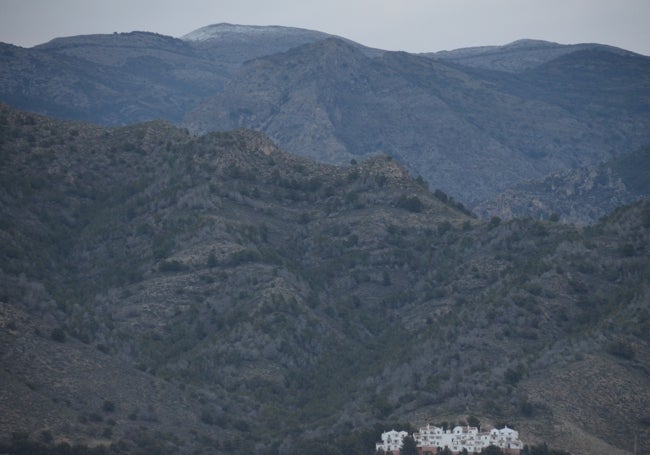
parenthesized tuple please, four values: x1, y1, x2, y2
(427, 38, 638, 72)
(184, 37, 650, 207)
(1, 24, 649, 220)
(0, 24, 341, 126)
(181, 22, 334, 42)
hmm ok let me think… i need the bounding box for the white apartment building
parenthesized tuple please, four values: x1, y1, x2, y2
(375, 429, 409, 453)
(377, 424, 523, 454)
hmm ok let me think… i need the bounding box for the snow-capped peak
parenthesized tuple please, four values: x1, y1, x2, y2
(181, 23, 308, 42)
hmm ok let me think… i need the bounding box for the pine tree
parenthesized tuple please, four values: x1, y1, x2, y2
(399, 435, 418, 455)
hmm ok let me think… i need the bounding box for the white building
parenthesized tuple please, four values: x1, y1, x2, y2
(481, 426, 523, 453)
(378, 424, 523, 454)
(376, 429, 409, 453)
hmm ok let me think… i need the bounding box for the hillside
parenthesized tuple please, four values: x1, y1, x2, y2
(1, 105, 649, 454)
(0, 32, 225, 125)
(2, 26, 650, 211)
(2, 26, 649, 217)
(185, 38, 650, 206)
(477, 146, 650, 224)
(0, 24, 340, 126)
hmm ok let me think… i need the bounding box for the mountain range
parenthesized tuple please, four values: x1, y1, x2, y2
(1, 23, 650, 455)
(1, 24, 649, 219)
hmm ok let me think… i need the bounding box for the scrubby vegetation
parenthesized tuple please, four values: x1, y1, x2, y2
(0, 105, 648, 454)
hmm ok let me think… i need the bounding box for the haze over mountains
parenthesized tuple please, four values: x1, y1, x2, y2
(1, 23, 649, 220)
(1, 23, 650, 455)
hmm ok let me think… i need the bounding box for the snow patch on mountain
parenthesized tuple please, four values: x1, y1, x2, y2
(181, 23, 322, 42)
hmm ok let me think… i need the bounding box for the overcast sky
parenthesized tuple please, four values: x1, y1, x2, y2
(1, 0, 649, 55)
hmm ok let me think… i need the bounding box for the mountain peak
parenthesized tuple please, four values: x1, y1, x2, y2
(502, 38, 561, 48)
(180, 23, 330, 42)
(261, 36, 374, 67)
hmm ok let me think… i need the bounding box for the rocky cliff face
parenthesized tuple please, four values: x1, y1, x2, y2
(476, 147, 650, 224)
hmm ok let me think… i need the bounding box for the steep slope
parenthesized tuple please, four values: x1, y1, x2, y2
(476, 147, 650, 224)
(1, 105, 649, 455)
(185, 38, 650, 206)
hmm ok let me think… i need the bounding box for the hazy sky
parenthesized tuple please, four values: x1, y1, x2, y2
(1, 0, 649, 55)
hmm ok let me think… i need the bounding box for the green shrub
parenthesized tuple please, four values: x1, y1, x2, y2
(158, 259, 188, 272)
(102, 400, 116, 413)
(642, 207, 650, 228)
(434, 189, 448, 203)
(607, 340, 635, 359)
(620, 244, 635, 257)
(227, 249, 261, 266)
(206, 252, 218, 268)
(51, 328, 66, 343)
(504, 366, 524, 385)
(397, 194, 423, 212)
(488, 217, 502, 229)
